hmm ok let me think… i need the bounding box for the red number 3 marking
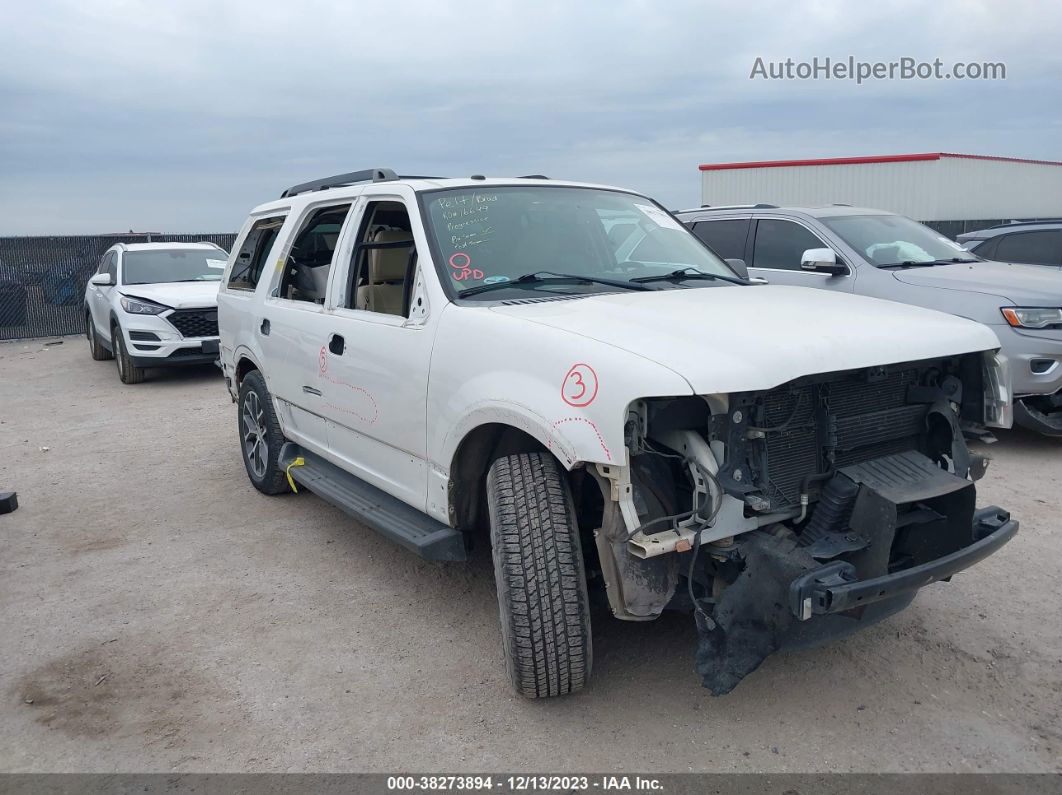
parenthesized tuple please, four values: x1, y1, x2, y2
(561, 363, 598, 407)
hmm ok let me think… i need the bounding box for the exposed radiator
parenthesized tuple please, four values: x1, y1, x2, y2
(756, 365, 930, 507)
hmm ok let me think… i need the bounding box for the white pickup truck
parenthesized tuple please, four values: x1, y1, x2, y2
(217, 169, 1017, 697)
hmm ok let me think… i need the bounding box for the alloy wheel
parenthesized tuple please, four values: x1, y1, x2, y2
(242, 391, 268, 479)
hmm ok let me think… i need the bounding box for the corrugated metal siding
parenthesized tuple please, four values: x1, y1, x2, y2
(701, 157, 1062, 220)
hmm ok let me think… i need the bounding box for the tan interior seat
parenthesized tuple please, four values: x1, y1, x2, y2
(356, 229, 413, 315)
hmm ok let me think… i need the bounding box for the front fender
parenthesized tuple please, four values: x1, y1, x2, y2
(428, 307, 694, 473)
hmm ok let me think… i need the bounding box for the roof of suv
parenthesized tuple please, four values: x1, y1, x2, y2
(114, 242, 225, 253)
(674, 204, 894, 219)
(956, 220, 1062, 243)
(251, 173, 631, 214)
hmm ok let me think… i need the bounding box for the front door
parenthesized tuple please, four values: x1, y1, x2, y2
(747, 218, 855, 292)
(89, 252, 117, 342)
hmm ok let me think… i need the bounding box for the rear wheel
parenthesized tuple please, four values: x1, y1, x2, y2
(486, 452, 592, 698)
(112, 324, 145, 384)
(238, 370, 290, 495)
(86, 313, 112, 360)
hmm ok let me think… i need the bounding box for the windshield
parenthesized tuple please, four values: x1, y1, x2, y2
(822, 214, 978, 266)
(121, 249, 229, 285)
(422, 186, 736, 299)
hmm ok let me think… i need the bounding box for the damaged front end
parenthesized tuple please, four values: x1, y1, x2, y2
(591, 352, 1018, 694)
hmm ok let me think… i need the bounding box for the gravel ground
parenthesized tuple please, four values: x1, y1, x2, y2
(1, 336, 1059, 773)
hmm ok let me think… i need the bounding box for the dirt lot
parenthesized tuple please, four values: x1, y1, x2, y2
(1, 336, 1059, 773)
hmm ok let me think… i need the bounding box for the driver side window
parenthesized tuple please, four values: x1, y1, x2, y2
(752, 220, 828, 271)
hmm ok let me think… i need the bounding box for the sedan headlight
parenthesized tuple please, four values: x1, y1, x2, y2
(1001, 307, 1062, 329)
(120, 296, 169, 315)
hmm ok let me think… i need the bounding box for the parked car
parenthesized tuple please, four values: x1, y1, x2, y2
(83, 242, 229, 383)
(218, 169, 1018, 698)
(0, 261, 29, 328)
(676, 205, 1062, 436)
(957, 220, 1062, 268)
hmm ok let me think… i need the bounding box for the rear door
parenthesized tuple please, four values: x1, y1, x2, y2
(747, 217, 855, 292)
(258, 200, 355, 455)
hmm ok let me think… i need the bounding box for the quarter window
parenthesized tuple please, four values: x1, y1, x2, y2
(228, 216, 286, 291)
(752, 220, 828, 271)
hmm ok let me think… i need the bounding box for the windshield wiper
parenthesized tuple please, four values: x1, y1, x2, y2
(630, 266, 749, 286)
(880, 258, 981, 269)
(458, 270, 655, 298)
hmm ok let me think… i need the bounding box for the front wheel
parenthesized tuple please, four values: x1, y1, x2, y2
(86, 313, 112, 360)
(238, 370, 290, 495)
(112, 324, 145, 384)
(486, 452, 592, 698)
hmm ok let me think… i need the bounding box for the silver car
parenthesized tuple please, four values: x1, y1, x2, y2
(675, 205, 1062, 435)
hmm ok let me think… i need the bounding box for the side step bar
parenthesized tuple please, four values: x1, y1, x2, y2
(279, 443, 467, 561)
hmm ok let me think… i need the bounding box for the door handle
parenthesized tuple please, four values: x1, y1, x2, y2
(302, 386, 322, 396)
(260, 318, 270, 335)
(329, 334, 345, 355)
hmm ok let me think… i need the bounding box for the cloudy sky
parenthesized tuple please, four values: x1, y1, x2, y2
(1, 0, 1060, 234)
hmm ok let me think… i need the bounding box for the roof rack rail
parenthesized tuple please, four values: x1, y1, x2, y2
(695, 203, 779, 211)
(519, 174, 549, 179)
(281, 168, 399, 198)
(986, 218, 1062, 230)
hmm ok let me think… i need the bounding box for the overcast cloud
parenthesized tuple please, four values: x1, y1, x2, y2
(1, 0, 1060, 234)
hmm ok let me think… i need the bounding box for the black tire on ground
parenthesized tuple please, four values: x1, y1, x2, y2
(237, 370, 291, 495)
(87, 313, 112, 360)
(486, 452, 592, 698)
(112, 324, 146, 384)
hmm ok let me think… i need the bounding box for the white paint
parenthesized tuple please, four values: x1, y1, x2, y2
(219, 177, 1001, 529)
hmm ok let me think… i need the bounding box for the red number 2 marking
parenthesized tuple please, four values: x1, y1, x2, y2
(561, 363, 598, 407)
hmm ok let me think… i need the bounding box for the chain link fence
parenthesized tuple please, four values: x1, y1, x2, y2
(0, 233, 237, 341)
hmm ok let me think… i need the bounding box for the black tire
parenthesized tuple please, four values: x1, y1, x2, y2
(86, 313, 112, 360)
(112, 324, 145, 384)
(486, 452, 592, 698)
(238, 370, 290, 495)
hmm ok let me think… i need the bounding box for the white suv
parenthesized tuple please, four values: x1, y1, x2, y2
(84, 242, 228, 383)
(218, 169, 1017, 698)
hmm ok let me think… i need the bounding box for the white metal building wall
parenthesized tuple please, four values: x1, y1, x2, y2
(699, 155, 1062, 220)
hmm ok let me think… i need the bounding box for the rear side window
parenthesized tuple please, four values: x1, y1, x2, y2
(992, 230, 1062, 266)
(692, 219, 750, 260)
(752, 219, 827, 270)
(228, 216, 286, 291)
(970, 237, 998, 259)
(280, 204, 351, 304)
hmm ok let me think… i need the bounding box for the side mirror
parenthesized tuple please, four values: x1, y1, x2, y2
(89, 272, 114, 286)
(724, 258, 749, 279)
(800, 248, 847, 276)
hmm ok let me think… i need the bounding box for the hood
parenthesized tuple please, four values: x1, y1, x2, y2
(118, 281, 220, 309)
(489, 286, 1000, 394)
(891, 260, 1062, 305)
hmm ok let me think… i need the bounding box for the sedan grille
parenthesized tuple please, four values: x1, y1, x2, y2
(167, 309, 218, 338)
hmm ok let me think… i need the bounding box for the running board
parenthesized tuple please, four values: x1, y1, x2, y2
(279, 444, 467, 561)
